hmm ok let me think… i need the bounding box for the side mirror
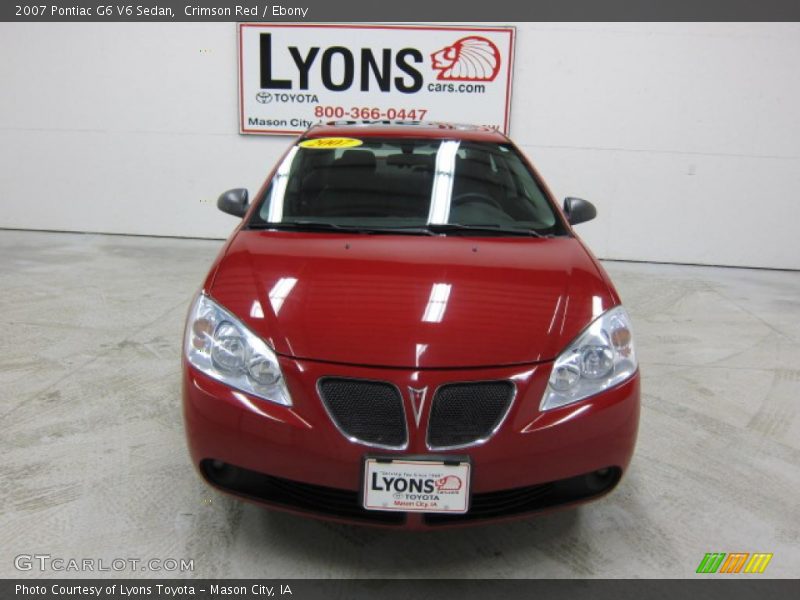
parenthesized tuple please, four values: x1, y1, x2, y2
(217, 188, 249, 218)
(563, 197, 597, 225)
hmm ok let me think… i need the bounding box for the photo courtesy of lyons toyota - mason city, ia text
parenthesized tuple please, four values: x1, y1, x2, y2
(238, 24, 515, 135)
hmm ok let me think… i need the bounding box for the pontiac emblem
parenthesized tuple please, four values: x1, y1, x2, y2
(408, 386, 428, 427)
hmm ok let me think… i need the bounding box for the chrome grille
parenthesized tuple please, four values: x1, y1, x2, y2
(427, 381, 514, 448)
(318, 378, 407, 449)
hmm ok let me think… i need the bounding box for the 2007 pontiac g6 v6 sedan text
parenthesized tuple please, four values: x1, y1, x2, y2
(182, 122, 640, 529)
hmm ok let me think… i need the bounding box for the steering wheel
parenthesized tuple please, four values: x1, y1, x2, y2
(452, 192, 504, 211)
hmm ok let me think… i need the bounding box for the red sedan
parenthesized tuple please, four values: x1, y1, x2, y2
(182, 122, 640, 529)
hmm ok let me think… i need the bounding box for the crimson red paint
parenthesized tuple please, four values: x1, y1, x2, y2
(182, 123, 640, 528)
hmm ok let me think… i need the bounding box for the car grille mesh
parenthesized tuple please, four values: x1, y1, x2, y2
(318, 378, 407, 448)
(427, 381, 514, 448)
(425, 482, 556, 524)
(201, 460, 621, 527)
(424, 467, 622, 525)
(201, 460, 405, 525)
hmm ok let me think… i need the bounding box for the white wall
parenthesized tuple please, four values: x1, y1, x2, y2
(1, 22, 799, 269)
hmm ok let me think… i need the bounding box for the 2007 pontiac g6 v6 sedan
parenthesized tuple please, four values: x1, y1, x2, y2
(182, 122, 640, 529)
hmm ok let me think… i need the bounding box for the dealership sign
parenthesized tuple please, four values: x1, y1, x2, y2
(238, 24, 515, 135)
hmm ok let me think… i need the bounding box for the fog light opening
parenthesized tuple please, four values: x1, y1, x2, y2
(203, 459, 242, 487)
(585, 468, 615, 491)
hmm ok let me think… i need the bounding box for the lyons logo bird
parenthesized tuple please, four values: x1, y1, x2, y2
(435, 475, 463, 491)
(430, 36, 502, 82)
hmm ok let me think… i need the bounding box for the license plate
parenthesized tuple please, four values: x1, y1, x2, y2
(362, 457, 471, 514)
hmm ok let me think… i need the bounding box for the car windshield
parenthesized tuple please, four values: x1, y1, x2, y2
(248, 137, 564, 235)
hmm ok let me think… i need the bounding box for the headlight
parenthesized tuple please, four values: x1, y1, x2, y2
(184, 293, 292, 406)
(541, 305, 637, 411)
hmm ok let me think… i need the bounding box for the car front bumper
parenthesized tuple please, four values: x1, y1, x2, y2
(182, 356, 640, 529)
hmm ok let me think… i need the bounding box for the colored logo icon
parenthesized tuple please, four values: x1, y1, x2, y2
(696, 552, 773, 574)
(435, 475, 463, 491)
(431, 36, 502, 82)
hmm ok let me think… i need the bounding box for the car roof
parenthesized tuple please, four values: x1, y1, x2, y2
(303, 121, 509, 143)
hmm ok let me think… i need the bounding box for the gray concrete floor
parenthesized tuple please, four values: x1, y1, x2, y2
(1, 229, 798, 578)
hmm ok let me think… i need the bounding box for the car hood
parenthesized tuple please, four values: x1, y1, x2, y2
(209, 231, 616, 369)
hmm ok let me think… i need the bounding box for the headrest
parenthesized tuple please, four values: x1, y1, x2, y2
(336, 149, 377, 171)
(386, 154, 435, 170)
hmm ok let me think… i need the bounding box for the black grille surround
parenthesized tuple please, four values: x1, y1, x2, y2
(317, 378, 408, 449)
(424, 467, 622, 525)
(201, 460, 405, 525)
(427, 381, 515, 449)
(201, 459, 621, 527)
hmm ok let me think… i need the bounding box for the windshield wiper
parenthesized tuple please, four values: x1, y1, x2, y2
(422, 224, 550, 237)
(248, 221, 437, 235)
(248, 221, 551, 237)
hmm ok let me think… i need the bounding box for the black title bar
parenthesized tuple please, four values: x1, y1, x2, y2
(4, 0, 800, 22)
(3, 579, 800, 600)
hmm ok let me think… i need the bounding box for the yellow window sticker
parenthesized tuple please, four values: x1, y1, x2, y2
(299, 137, 363, 149)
